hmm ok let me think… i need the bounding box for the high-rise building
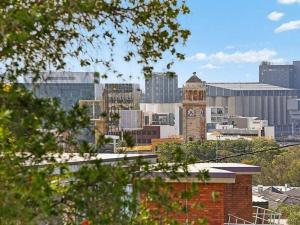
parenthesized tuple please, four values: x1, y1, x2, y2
(182, 74, 207, 142)
(102, 83, 141, 132)
(143, 72, 181, 103)
(24, 72, 103, 110)
(259, 61, 300, 89)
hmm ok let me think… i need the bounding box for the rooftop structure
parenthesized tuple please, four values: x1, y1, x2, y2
(208, 82, 294, 91)
(186, 74, 203, 83)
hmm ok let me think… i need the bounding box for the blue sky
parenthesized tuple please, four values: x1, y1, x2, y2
(66, 0, 300, 89)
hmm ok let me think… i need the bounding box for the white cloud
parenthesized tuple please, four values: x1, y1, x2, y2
(186, 52, 206, 61)
(275, 20, 300, 33)
(267, 11, 284, 21)
(278, 0, 300, 4)
(200, 64, 219, 69)
(189, 49, 283, 64)
(210, 49, 278, 63)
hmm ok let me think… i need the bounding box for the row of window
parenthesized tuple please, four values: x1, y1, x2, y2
(136, 139, 151, 144)
(131, 130, 158, 135)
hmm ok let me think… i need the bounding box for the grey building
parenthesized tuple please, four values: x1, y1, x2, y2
(259, 61, 300, 89)
(24, 72, 103, 110)
(143, 72, 181, 103)
(206, 83, 300, 137)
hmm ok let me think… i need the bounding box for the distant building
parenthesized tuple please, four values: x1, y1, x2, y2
(24, 72, 103, 110)
(182, 74, 207, 142)
(259, 61, 300, 89)
(253, 185, 300, 209)
(143, 72, 181, 103)
(206, 106, 228, 130)
(140, 103, 182, 138)
(78, 100, 108, 141)
(207, 82, 299, 137)
(108, 126, 160, 146)
(118, 110, 143, 130)
(102, 83, 141, 132)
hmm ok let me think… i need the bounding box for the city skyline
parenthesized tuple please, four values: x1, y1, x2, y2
(63, 0, 300, 88)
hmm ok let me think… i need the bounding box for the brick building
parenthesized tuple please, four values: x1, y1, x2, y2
(108, 126, 160, 146)
(141, 163, 262, 225)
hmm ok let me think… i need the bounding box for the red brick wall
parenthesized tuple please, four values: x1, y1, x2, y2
(141, 183, 225, 225)
(224, 175, 253, 222)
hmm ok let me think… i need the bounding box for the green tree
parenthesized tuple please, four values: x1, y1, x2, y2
(260, 147, 300, 186)
(157, 138, 292, 186)
(0, 1, 216, 224)
(0, 0, 190, 81)
(278, 204, 300, 225)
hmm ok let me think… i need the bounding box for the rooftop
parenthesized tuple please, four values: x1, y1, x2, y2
(207, 82, 294, 91)
(27, 153, 157, 168)
(186, 74, 203, 83)
(23, 72, 97, 84)
(150, 163, 260, 183)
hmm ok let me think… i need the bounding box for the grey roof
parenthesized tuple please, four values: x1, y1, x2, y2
(286, 188, 300, 198)
(263, 187, 283, 195)
(254, 186, 300, 209)
(186, 75, 202, 83)
(207, 82, 294, 91)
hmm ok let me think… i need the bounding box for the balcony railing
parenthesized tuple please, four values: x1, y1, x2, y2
(224, 206, 281, 225)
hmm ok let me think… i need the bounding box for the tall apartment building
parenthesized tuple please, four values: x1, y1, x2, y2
(143, 72, 181, 103)
(24, 72, 103, 110)
(259, 61, 300, 89)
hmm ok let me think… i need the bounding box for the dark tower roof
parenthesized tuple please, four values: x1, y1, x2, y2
(186, 74, 202, 83)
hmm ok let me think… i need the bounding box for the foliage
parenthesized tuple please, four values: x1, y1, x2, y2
(248, 146, 300, 186)
(0, 0, 190, 81)
(157, 138, 279, 163)
(157, 138, 300, 186)
(277, 204, 300, 225)
(0, 84, 210, 224)
(0, 1, 221, 224)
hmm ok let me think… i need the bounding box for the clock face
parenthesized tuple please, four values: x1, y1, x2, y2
(187, 108, 195, 117)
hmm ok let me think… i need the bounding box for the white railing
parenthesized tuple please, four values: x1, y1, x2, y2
(224, 206, 281, 225)
(252, 206, 281, 225)
(225, 214, 254, 225)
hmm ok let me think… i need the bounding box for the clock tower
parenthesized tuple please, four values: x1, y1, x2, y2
(182, 73, 207, 142)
